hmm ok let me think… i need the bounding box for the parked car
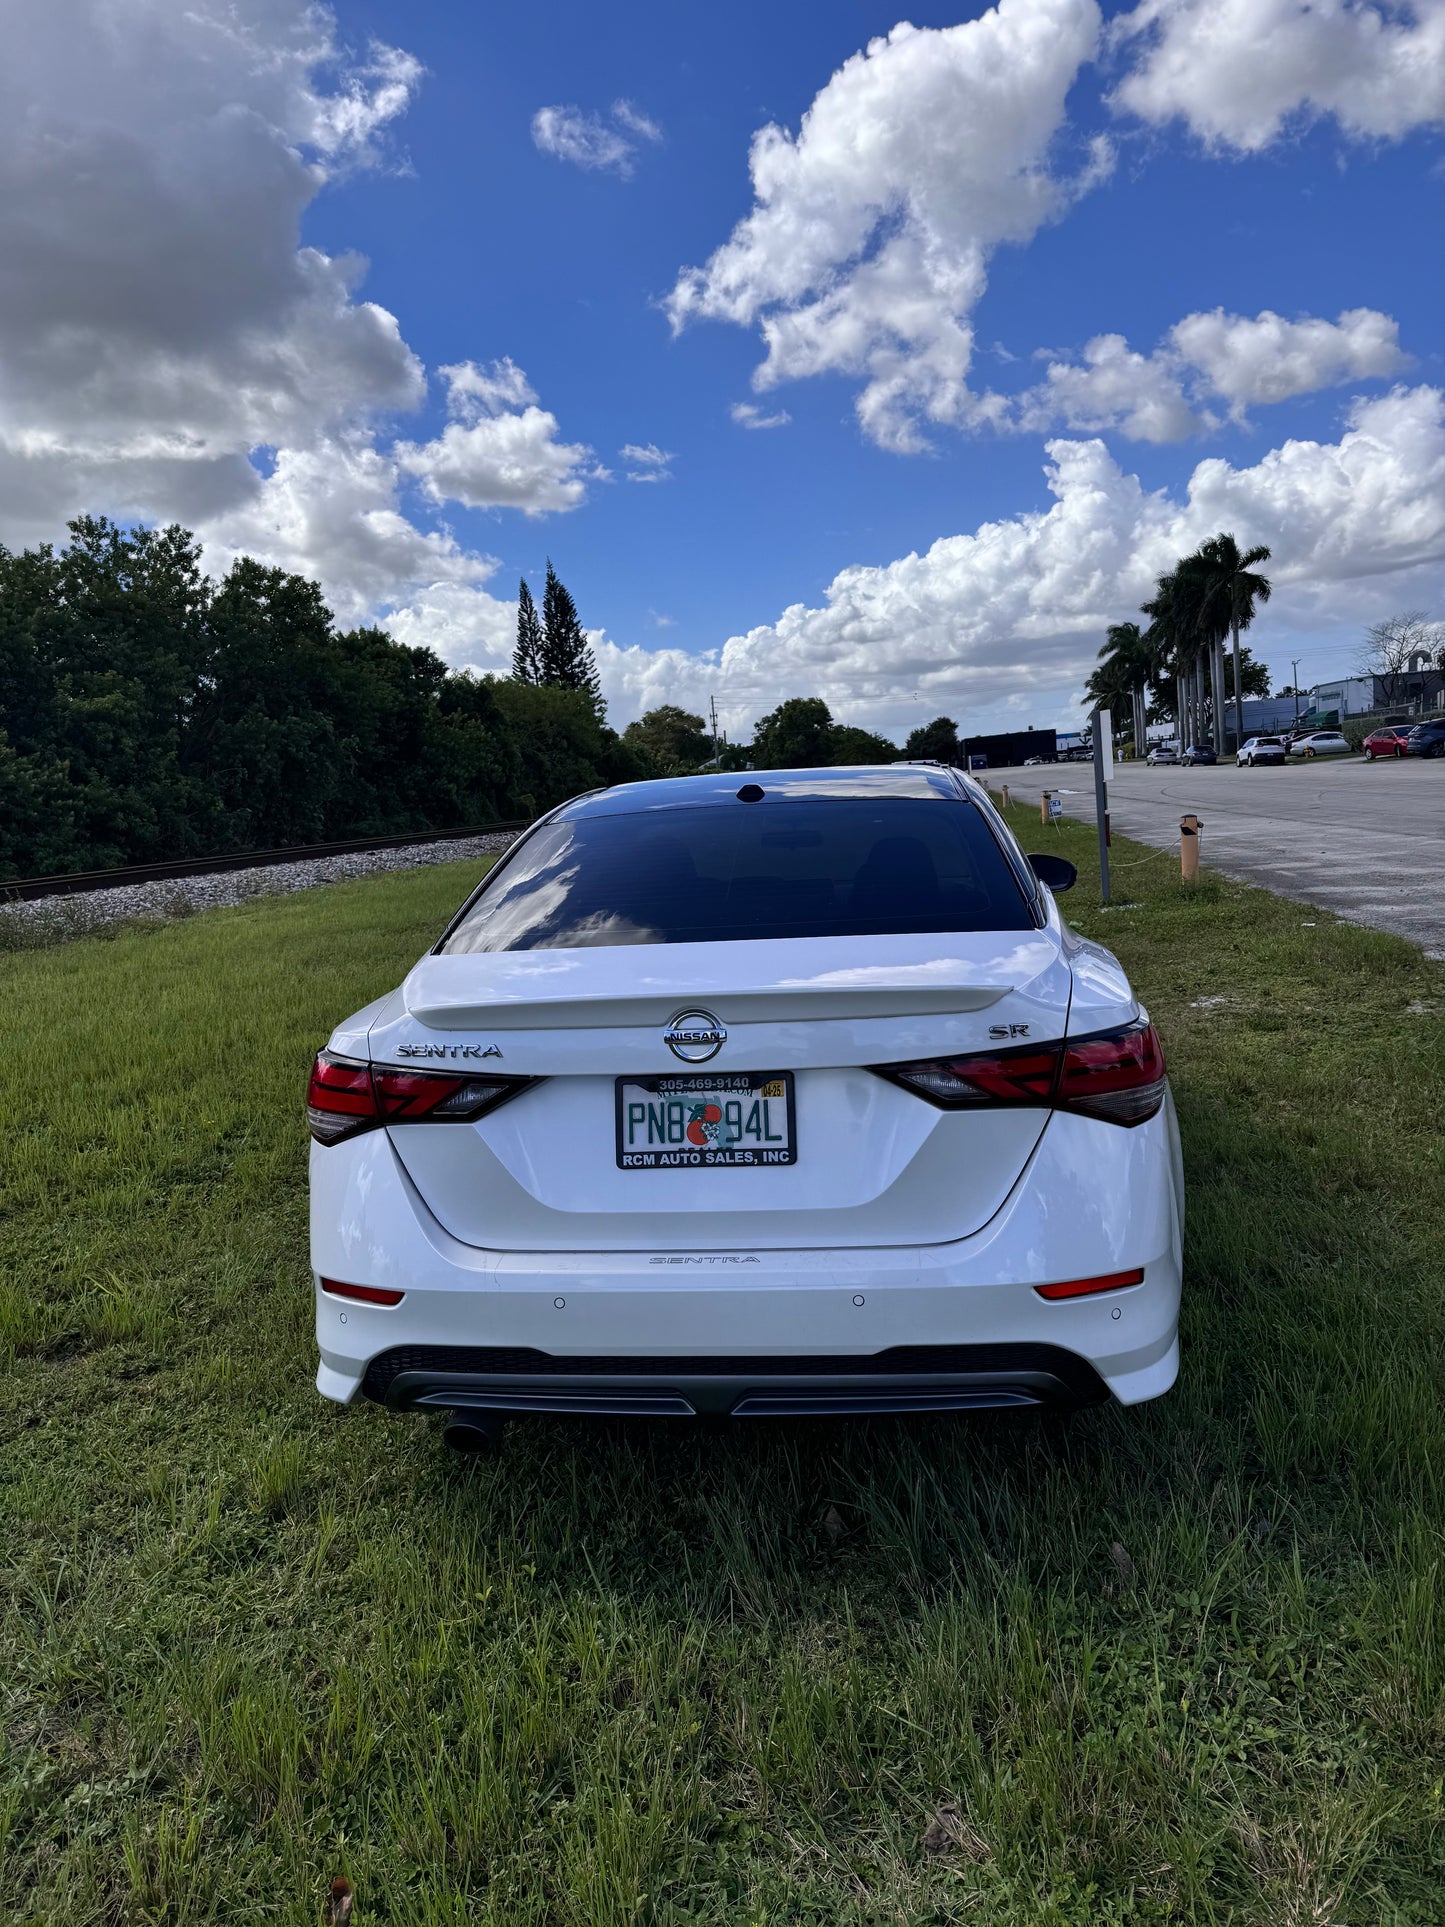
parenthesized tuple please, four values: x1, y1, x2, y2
(1362, 725, 1415, 761)
(1145, 742, 1179, 765)
(1022, 755, 1046, 767)
(1288, 729, 1352, 759)
(1180, 743, 1217, 766)
(1236, 736, 1286, 767)
(307, 764, 1184, 1448)
(1405, 717, 1445, 758)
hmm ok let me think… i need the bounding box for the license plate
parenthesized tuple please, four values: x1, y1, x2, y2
(615, 1072, 796, 1169)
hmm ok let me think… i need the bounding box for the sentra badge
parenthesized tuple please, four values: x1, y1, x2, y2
(396, 1042, 503, 1059)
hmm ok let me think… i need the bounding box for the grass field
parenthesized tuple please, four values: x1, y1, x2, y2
(2, 812, 1443, 1925)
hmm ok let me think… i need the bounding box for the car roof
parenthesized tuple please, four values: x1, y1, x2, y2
(554, 763, 966, 820)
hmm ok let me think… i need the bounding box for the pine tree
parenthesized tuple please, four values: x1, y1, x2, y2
(539, 559, 602, 713)
(512, 578, 543, 683)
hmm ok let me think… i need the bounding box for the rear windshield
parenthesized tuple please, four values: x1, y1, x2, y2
(441, 797, 1033, 952)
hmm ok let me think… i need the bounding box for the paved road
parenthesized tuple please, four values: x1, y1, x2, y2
(989, 757, 1445, 958)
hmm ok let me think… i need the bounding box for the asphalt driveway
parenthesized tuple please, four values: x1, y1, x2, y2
(989, 755, 1445, 958)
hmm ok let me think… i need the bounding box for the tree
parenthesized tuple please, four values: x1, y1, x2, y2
(751, 696, 834, 767)
(1180, 533, 1272, 749)
(903, 715, 961, 763)
(1086, 622, 1154, 746)
(622, 704, 712, 773)
(1358, 611, 1444, 709)
(512, 579, 543, 683)
(829, 723, 898, 764)
(1140, 572, 1190, 745)
(539, 560, 602, 712)
(1223, 642, 1270, 702)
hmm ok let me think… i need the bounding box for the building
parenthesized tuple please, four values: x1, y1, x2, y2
(956, 727, 1059, 768)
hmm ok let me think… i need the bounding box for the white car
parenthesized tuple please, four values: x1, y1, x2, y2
(308, 765, 1184, 1449)
(1288, 729, 1352, 759)
(1237, 736, 1286, 766)
(1145, 742, 1180, 765)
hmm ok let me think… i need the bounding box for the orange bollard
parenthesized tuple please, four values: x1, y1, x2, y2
(1180, 813, 1201, 883)
(1040, 790, 1052, 825)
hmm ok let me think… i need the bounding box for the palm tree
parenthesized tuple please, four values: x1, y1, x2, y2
(1183, 533, 1272, 750)
(1140, 573, 1189, 747)
(1087, 621, 1149, 748)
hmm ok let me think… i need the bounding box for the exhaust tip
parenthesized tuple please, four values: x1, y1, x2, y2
(443, 1412, 502, 1455)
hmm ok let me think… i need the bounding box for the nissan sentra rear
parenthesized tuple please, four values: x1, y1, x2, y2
(308, 765, 1184, 1446)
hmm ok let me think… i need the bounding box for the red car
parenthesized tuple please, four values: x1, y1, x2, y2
(1362, 725, 1414, 761)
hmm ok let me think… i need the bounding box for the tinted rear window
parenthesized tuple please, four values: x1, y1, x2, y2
(442, 798, 1032, 952)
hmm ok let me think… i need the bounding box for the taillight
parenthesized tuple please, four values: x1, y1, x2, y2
(307, 1051, 536, 1145)
(879, 1045, 1059, 1108)
(307, 1053, 376, 1143)
(873, 1021, 1165, 1127)
(1057, 1023, 1166, 1125)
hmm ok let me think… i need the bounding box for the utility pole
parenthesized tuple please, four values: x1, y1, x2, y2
(1091, 707, 1112, 905)
(709, 694, 720, 766)
(1291, 660, 1301, 726)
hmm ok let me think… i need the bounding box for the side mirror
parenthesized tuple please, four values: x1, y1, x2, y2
(1027, 852, 1077, 893)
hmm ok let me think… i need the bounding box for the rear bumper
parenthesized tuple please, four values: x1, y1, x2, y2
(360, 1340, 1110, 1417)
(311, 1095, 1185, 1412)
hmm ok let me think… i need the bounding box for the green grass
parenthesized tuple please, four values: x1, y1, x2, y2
(2, 828, 1444, 1925)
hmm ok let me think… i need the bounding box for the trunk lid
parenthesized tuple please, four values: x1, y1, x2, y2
(368, 932, 1072, 1252)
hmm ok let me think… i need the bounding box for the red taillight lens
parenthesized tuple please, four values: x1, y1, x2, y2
(1035, 1268, 1144, 1301)
(872, 1021, 1166, 1127)
(1058, 1022, 1166, 1125)
(307, 1052, 377, 1143)
(307, 1053, 536, 1144)
(320, 1278, 405, 1307)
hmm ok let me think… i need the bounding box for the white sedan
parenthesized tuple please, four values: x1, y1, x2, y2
(1146, 743, 1180, 765)
(308, 765, 1185, 1450)
(1288, 729, 1352, 758)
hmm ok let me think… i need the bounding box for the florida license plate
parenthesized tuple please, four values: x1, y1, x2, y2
(615, 1072, 796, 1169)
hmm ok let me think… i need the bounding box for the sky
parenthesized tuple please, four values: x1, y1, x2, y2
(2, 0, 1443, 744)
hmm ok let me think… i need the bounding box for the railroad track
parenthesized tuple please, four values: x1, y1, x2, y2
(1, 821, 532, 904)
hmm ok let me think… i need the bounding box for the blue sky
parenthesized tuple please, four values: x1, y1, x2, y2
(3, 0, 1444, 741)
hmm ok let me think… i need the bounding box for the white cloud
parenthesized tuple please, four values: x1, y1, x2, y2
(731, 401, 792, 430)
(1017, 334, 1200, 442)
(1111, 0, 1445, 151)
(620, 441, 674, 482)
(0, 0, 596, 651)
(392, 359, 600, 516)
(667, 0, 1106, 451)
(531, 101, 662, 176)
(438, 357, 539, 417)
(1169, 307, 1408, 409)
(1014, 307, 1407, 441)
(0, 0, 430, 553)
(586, 386, 1445, 737)
(612, 100, 663, 143)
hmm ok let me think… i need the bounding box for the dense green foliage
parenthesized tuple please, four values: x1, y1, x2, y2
(0, 520, 643, 878)
(2, 830, 1442, 1921)
(751, 697, 898, 768)
(903, 715, 962, 762)
(621, 704, 714, 773)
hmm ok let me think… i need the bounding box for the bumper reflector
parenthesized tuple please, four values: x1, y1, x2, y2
(321, 1279, 405, 1307)
(1035, 1268, 1144, 1301)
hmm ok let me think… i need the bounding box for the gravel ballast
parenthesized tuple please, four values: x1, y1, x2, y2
(0, 830, 522, 951)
